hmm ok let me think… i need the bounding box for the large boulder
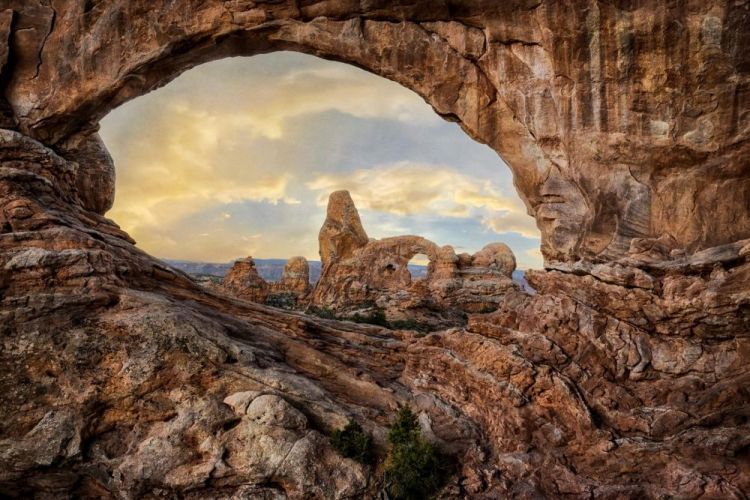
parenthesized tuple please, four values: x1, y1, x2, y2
(470, 243, 516, 278)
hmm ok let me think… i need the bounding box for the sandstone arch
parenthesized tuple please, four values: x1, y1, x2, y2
(4, 1, 749, 264)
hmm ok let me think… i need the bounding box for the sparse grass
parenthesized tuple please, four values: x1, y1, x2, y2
(388, 318, 435, 333)
(265, 293, 297, 310)
(305, 305, 337, 320)
(351, 308, 389, 328)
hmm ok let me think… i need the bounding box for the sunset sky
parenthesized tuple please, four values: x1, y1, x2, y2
(99, 52, 543, 269)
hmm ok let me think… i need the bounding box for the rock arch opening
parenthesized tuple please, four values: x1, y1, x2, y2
(7, 2, 748, 267)
(99, 52, 544, 274)
(406, 253, 431, 282)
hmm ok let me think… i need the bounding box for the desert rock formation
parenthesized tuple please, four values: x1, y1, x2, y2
(220, 192, 520, 327)
(221, 257, 270, 303)
(221, 256, 312, 308)
(312, 191, 519, 326)
(1, 2, 749, 498)
(273, 256, 312, 298)
(4, 1, 750, 265)
(318, 191, 370, 267)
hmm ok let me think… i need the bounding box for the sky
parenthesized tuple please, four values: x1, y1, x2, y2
(99, 52, 543, 269)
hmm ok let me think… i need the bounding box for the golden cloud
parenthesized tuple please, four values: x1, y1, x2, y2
(102, 101, 302, 258)
(307, 161, 540, 238)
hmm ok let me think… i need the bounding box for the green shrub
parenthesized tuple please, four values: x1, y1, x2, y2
(306, 305, 337, 320)
(384, 407, 452, 500)
(330, 420, 375, 465)
(387, 406, 421, 446)
(350, 308, 389, 327)
(265, 292, 297, 309)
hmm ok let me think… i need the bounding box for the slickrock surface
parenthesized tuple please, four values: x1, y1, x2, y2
(312, 192, 519, 325)
(0, 2, 749, 498)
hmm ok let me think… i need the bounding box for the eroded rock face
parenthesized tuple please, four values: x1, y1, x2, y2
(3, 1, 749, 264)
(0, 2, 749, 498)
(273, 256, 311, 298)
(221, 256, 312, 308)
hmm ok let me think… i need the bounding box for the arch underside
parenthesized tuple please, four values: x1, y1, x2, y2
(0, 1, 749, 498)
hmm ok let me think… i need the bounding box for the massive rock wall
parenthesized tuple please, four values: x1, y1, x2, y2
(0, 2, 748, 498)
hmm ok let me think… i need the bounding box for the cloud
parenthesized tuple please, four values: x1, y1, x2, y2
(100, 52, 444, 252)
(244, 63, 442, 135)
(103, 101, 302, 238)
(306, 161, 539, 238)
(480, 211, 541, 239)
(518, 247, 544, 269)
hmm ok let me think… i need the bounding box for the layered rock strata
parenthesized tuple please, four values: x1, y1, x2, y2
(272, 256, 312, 299)
(221, 256, 270, 303)
(4, 1, 750, 265)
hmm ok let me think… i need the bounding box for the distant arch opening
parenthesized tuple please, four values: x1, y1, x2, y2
(407, 254, 431, 282)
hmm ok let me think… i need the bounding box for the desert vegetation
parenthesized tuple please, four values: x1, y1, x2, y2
(330, 407, 452, 499)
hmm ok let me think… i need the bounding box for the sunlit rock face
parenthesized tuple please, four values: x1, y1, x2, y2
(318, 190, 370, 267)
(272, 256, 312, 298)
(1, 2, 749, 498)
(312, 191, 519, 326)
(218, 194, 517, 326)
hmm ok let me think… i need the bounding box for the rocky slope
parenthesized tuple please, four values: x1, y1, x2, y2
(0, 1, 749, 498)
